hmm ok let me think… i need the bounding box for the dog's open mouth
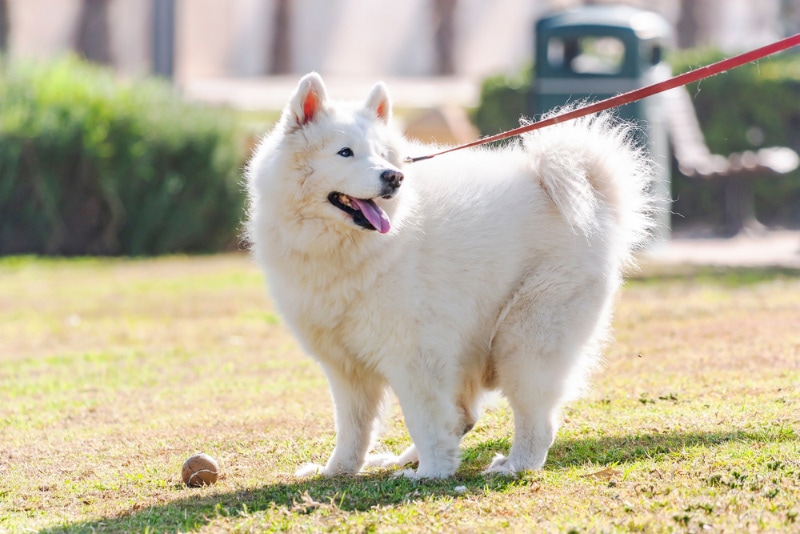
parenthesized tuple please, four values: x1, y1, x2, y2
(328, 192, 391, 234)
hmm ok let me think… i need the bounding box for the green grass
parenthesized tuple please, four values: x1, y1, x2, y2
(1, 255, 798, 532)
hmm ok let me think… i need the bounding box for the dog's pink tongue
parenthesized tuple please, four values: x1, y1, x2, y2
(352, 198, 391, 234)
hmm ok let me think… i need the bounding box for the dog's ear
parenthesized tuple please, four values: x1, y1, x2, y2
(364, 82, 391, 124)
(289, 72, 328, 126)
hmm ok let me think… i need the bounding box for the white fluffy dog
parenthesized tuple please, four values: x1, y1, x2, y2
(245, 73, 655, 478)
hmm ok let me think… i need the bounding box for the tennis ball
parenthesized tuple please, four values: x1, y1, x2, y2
(181, 453, 219, 487)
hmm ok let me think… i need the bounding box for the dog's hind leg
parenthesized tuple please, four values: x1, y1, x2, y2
(365, 388, 479, 467)
(368, 354, 488, 476)
(365, 383, 481, 470)
(296, 361, 388, 477)
(386, 359, 464, 479)
(484, 276, 613, 475)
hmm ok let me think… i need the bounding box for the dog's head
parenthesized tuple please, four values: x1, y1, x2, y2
(279, 73, 405, 235)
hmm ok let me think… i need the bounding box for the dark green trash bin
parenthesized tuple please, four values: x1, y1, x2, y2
(533, 5, 673, 243)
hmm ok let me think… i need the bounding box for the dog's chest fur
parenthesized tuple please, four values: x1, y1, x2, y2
(268, 237, 418, 368)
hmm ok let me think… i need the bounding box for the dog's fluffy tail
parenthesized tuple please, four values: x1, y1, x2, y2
(522, 111, 658, 267)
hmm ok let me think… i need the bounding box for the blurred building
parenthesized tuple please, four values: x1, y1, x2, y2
(2, 0, 795, 84)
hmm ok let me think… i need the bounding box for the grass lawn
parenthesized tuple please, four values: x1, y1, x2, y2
(0, 254, 798, 533)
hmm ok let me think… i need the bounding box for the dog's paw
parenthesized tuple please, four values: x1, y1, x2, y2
(392, 466, 454, 480)
(482, 454, 519, 476)
(364, 453, 404, 468)
(294, 463, 326, 477)
(392, 468, 423, 480)
(364, 444, 419, 470)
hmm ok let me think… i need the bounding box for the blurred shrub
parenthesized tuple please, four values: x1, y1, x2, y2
(470, 49, 800, 228)
(0, 55, 245, 255)
(469, 64, 532, 137)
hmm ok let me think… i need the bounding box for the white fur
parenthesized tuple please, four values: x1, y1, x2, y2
(245, 73, 656, 478)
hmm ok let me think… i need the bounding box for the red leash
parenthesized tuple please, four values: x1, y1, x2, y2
(405, 34, 800, 164)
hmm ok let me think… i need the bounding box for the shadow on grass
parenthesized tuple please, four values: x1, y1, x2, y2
(38, 467, 515, 534)
(39, 426, 795, 533)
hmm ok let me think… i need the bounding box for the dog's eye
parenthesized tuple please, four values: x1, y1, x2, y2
(337, 147, 354, 158)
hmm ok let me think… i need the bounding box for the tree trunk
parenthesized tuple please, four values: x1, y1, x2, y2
(270, 0, 291, 74)
(432, 0, 457, 75)
(75, 0, 112, 65)
(675, 0, 700, 49)
(152, 0, 175, 78)
(0, 0, 9, 53)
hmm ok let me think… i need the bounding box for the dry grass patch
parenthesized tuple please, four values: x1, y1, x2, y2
(0, 255, 798, 532)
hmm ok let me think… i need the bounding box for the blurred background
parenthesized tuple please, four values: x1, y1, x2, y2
(1, 0, 799, 257)
(3, 0, 795, 80)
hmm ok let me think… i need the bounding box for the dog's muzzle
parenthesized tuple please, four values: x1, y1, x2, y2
(380, 169, 404, 198)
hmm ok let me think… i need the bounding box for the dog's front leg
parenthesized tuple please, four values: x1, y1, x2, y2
(296, 361, 387, 477)
(388, 360, 462, 479)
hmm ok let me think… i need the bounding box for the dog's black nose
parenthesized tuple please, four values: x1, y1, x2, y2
(380, 170, 404, 189)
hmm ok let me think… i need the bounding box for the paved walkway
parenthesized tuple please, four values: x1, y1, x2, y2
(645, 229, 800, 268)
(182, 75, 480, 111)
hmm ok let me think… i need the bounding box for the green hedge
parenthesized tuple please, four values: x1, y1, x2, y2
(470, 64, 532, 139)
(470, 49, 800, 229)
(0, 56, 246, 255)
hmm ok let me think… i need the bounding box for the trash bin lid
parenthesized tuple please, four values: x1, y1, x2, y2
(535, 5, 673, 79)
(536, 5, 672, 40)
